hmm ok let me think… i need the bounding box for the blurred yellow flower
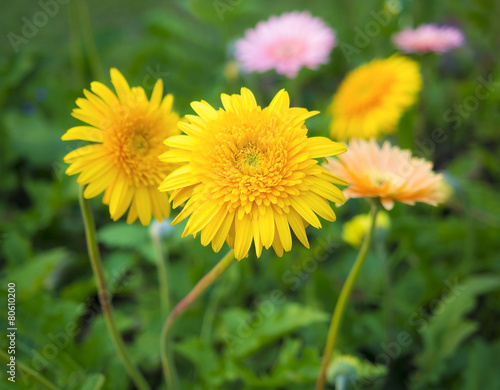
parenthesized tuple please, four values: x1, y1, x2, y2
(325, 139, 445, 210)
(62, 68, 180, 225)
(159, 88, 347, 260)
(328, 55, 421, 140)
(342, 211, 390, 247)
(223, 60, 240, 82)
(437, 175, 453, 204)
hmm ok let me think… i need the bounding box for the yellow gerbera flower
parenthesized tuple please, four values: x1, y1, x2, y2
(159, 88, 347, 260)
(342, 211, 390, 248)
(62, 68, 180, 225)
(328, 55, 421, 140)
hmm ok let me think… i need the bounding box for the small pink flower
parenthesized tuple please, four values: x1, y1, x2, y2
(235, 11, 336, 78)
(392, 24, 464, 54)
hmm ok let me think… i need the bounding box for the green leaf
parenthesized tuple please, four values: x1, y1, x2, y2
(217, 303, 328, 358)
(412, 275, 500, 386)
(175, 337, 224, 388)
(7, 248, 68, 297)
(264, 340, 321, 387)
(463, 339, 500, 390)
(4, 110, 65, 167)
(98, 222, 149, 250)
(218, 340, 322, 388)
(78, 373, 106, 390)
(1, 232, 33, 265)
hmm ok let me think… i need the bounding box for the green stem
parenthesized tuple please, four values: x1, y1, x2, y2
(200, 283, 223, 343)
(161, 249, 236, 390)
(316, 201, 379, 390)
(76, 0, 105, 81)
(0, 349, 61, 390)
(68, 2, 84, 88)
(200, 262, 237, 343)
(150, 225, 170, 319)
(78, 187, 151, 390)
(376, 239, 394, 345)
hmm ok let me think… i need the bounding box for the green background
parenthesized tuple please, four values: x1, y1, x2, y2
(1, 0, 499, 389)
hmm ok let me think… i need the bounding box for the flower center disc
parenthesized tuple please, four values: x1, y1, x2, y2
(368, 169, 404, 188)
(132, 133, 150, 156)
(236, 143, 265, 175)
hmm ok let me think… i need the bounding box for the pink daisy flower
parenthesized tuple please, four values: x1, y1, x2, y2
(392, 24, 464, 54)
(235, 11, 336, 78)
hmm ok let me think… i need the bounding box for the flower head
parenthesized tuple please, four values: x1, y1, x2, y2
(325, 139, 445, 210)
(342, 211, 390, 248)
(437, 174, 454, 204)
(62, 68, 180, 225)
(327, 354, 387, 386)
(235, 11, 336, 78)
(392, 24, 464, 54)
(328, 56, 421, 140)
(159, 88, 347, 260)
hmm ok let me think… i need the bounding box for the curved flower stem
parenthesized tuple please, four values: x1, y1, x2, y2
(150, 227, 170, 319)
(161, 249, 236, 390)
(316, 201, 379, 390)
(78, 187, 151, 390)
(0, 350, 61, 390)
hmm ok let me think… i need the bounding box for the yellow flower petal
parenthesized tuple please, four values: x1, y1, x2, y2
(135, 186, 152, 225)
(274, 211, 292, 252)
(90, 81, 119, 107)
(158, 149, 191, 163)
(190, 101, 218, 121)
(268, 89, 289, 113)
(290, 197, 321, 229)
(164, 135, 197, 150)
(62, 126, 104, 142)
(110, 68, 132, 102)
(158, 165, 198, 191)
(259, 206, 275, 249)
(307, 137, 347, 158)
(201, 208, 229, 246)
(286, 208, 309, 248)
(212, 213, 234, 253)
(150, 79, 163, 109)
(234, 216, 253, 260)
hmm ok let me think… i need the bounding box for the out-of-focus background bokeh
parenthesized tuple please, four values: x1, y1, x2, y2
(1, 0, 500, 389)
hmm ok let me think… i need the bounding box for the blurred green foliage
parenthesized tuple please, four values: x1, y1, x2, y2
(1, 0, 500, 389)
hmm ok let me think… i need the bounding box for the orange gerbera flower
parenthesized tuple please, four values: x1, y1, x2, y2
(325, 139, 445, 210)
